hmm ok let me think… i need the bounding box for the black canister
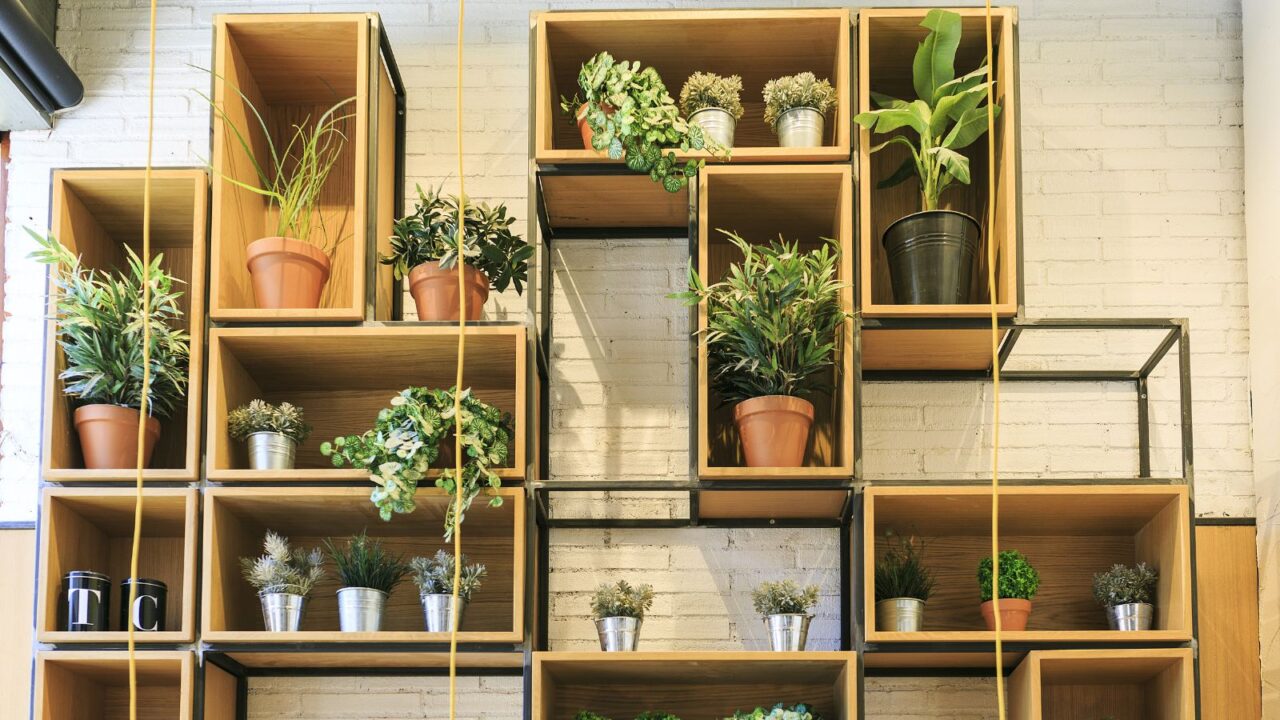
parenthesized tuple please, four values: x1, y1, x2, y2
(120, 578, 167, 632)
(59, 570, 111, 632)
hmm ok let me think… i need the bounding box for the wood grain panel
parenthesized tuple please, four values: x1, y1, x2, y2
(1009, 650, 1194, 720)
(1196, 524, 1262, 720)
(0, 529, 34, 718)
(202, 662, 238, 720)
(35, 651, 192, 720)
(541, 174, 689, 231)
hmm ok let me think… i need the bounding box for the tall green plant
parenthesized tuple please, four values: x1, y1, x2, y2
(28, 230, 190, 416)
(323, 531, 410, 593)
(875, 532, 936, 602)
(853, 8, 1001, 212)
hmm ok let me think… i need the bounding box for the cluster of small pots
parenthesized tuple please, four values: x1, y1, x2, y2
(594, 613, 812, 653)
(876, 596, 1156, 634)
(575, 103, 827, 154)
(257, 588, 468, 634)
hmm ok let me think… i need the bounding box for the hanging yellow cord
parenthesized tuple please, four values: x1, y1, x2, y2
(449, 0, 468, 718)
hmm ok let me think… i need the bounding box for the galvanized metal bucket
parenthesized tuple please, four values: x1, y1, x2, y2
(421, 593, 467, 633)
(876, 598, 926, 632)
(775, 106, 824, 147)
(1106, 602, 1154, 631)
(247, 431, 296, 470)
(882, 210, 981, 305)
(690, 107, 736, 149)
(596, 616, 642, 651)
(337, 587, 387, 632)
(259, 592, 307, 632)
(764, 613, 811, 651)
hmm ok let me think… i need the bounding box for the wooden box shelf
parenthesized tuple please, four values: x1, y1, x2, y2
(43, 168, 207, 482)
(36, 488, 197, 644)
(35, 651, 193, 720)
(206, 325, 527, 481)
(1009, 649, 1194, 720)
(696, 165, 854, 480)
(533, 652, 857, 720)
(202, 486, 525, 644)
(210, 13, 400, 322)
(863, 485, 1191, 644)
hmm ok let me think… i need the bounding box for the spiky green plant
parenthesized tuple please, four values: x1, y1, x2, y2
(762, 72, 837, 130)
(227, 399, 311, 443)
(978, 550, 1040, 602)
(590, 580, 655, 620)
(875, 532, 936, 603)
(410, 550, 486, 601)
(728, 703, 820, 720)
(679, 72, 744, 120)
(28, 229, 189, 417)
(1093, 563, 1158, 608)
(323, 531, 410, 593)
(751, 580, 820, 616)
(240, 531, 325, 596)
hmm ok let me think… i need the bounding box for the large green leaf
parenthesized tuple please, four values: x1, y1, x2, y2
(932, 64, 992, 104)
(929, 146, 971, 185)
(943, 104, 1002, 150)
(854, 99, 931, 136)
(929, 84, 989, 137)
(912, 9, 962, 103)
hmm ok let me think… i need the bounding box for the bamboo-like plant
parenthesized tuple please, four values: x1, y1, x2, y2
(590, 580, 655, 620)
(323, 531, 410, 593)
(410, 550, 487, 600)
(875, 532, 936, 602)
(227, 399, 311, 443)
(751, 580, 820, 616)
(240, 531, 325, 596)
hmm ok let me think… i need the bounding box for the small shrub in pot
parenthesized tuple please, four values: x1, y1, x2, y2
(874, 532, 935, 632)
(679, 71, 743, 149)
(751, 580, 819, 651)
(1093, 562, 1158, 631)
(240, 531, 325, 632)
(324, 532, 410, 633)
(591, 580, 654, 652)
(410, 549, 486, 632)
(728, 704, 819, 720)
(977, 550, 1040, 631)
(763, 72, 836, 147)
(227, 399, 310, 470)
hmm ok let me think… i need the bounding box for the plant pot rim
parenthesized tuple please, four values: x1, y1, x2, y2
(421, 592, 466, 599)
(877, 597, 927, 604)
(1106, 601, 1153, 609)
(980, 598, 1033, 607)
(775, 105, 824, 124)
(246, 236, 331, 269)
(246, 430, 296, 440)
(734, 394, 816, 420)
(690, 106, 737, 119)
(258, 590, 307, 599)
(73, 403, 161, 430)
(595, 615, 642, 622)
(337, 586, 389, 596)
(408, 260, 490, 284)
(763, 612, 813, 619)
(883, 209, 982, 242)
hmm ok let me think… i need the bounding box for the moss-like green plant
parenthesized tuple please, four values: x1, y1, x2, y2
(227, 399, 310, 443)
(240, 531, 325, 596)
(590, 580, 655, 620)
(323, 531, 410, 593)
(762, 72, 837, 130)
(410, 549, 486, 601)
(1093, 563, 1158, 608)
(679, 72, 744, 120)
(728, 703, 820, 720)
(978, 550, 1040, 602)
(751, 580, 820, 616)
(875, 532, 936, 603)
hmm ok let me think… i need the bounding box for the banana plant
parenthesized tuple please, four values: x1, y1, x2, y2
(853, 9, 1001, 212)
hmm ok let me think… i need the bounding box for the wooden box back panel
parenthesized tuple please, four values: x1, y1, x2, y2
(35, 651, 192, 720)
(1008, 650, 1194, 720)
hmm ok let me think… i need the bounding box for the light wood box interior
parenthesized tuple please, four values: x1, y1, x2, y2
(35, 651, 193, 720)
(36, 488, 197, 644)
(205, 325, 526, 480)
(44, 169, 207, 481)
(1009, 649, 1194, 720)
(202, 486, 524, 643)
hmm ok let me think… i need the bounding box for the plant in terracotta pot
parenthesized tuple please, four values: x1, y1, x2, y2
(28, 230, 190, 470)
(978, 550, 1040, 631)
(853, 8, 1002, 306)
(410, 549, 486, 632)
(240, 531, 325, 632)
(324, 531, 409, 633)
(671, 232, 849, 468)
(381, 185, 531, 321)
(1093, 562, 1158, 632)
(227, 399, 310, 471)
(679, 71, 744, 149)
(763, 72, 837, 148)
(728, 704, 818, 720)
(591, 579, 654, 652)
(874, 532, 936, 632)
(751, 580, 819, 651)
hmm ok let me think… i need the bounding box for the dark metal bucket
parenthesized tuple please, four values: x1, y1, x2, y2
(882, 210, 981, 305)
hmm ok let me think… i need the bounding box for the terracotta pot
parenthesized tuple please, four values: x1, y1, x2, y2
(407, 262, 489, 321)
(980, 598, 1033, 631)
(576, 102, 614, 152)
(73, 404, 160, 470)
(245, 236, 331, 309)
(732, 395, 815, 467)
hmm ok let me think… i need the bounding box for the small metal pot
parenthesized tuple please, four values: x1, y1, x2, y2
(259, 592, 307, 632)
(595, 616, 642, 652)
(690, 107, 736, 149)
(246, 431, 297, 470)
(764, 613, 811, 651)
(775, 106, 825, 147)
(1106, 602, 1154, 631)
(120, 578, 167, 632)
(421, 593, 467, 633)
(882, 210, 982, 305)
(876, 598, 926, 632)
(337, 587, 387, 632)
(60, 570, 111, 632)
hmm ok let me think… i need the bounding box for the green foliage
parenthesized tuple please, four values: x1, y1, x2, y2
(852, 8, 1002, 212)
(978, 550, 1040, 602)
(679, 71, 744, 120)
(670, 232, 849, 403)
(1093, 563, 1158, 608)
(323, 531, 410, 593)
(762, 72, 837, 130)
(590, 580, 655, 620)
(751, 580, 820, 616)
(560, 52, 725, 193)
(410, 549, 487, 600)
(320, 387, 511, 538)
(28, 229, 190, 417)
(240, 531, 325, 596)
(227, 399, 311, 443)
(875, 532, 936, 603)
(728, 703, 820, 720)
(381, 184, 532, 293)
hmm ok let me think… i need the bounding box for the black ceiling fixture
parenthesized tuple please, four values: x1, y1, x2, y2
(0, 0, 82, 130)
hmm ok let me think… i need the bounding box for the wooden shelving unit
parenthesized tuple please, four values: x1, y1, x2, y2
(205, 325, 527, 481)
(35, 650, 193, 720)
(1009, 649, 1194, 720)
(43, 168, 207, 482)
(36, 488, 198, 644)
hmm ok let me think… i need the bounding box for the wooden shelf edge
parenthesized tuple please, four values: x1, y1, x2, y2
(865, 630, 1194, 643)
(537, 146, 852, 165)
(863, 484, 1188, 498)
(200, 630, 523, 644)
(43, 468, 198, 483)
(220, 649, 525, 669)
(698, 465, 855, 481)
(38, 631, 195, 644)
(206, 467, 526, 482)
(534, 650, 856, 662)
(536, 8, 851, 23)
(208, 308, 367, 323)
(861, 303, 1019, 318)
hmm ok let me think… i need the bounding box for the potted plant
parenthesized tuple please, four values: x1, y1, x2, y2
(874, 532, 936, 632)
(671, 233, 849, 467)
(853, 8, 1002, 306)
(28, 230, 190, 470)
(751, 580, 819, 651)
(227, 399, 311, 470)
(591, 580, 654, 652)
(320, 386, 512, 538)
(763, 72, 836, 148)
(728, 703, 819, 720)
(240, 531, 325, 632)
(560, 51, 724, 193)
(324, 531, 410, 633)
(978, 550, 1040, 631)
(382, 185, 532, 321)
(410, 549, 486, 632)
(1093, 562, 1158, 631)
(679, 71, 743, 149)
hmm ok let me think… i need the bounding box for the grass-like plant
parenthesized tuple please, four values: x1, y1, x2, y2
(28, 230, 190, 417)
(591, 580, 655, 620)
(679, 72, 744, 120)
(751, 580, 820, 616)
(227, 399, 311, 443)
(978, 550, 1040, 602)
(671, 232, 849, 403)
(729, 703, 820, 720)
(240, 531, 325, 596)
(410, 549, 487, 601)
(1093, 563, 1158, 608)
(875, 532, 936, 603)
(762, 72, 837, 130)
(323, 531, 410, 594)
(853, 8, 1002, 212)
(382, 184, 532, 293)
